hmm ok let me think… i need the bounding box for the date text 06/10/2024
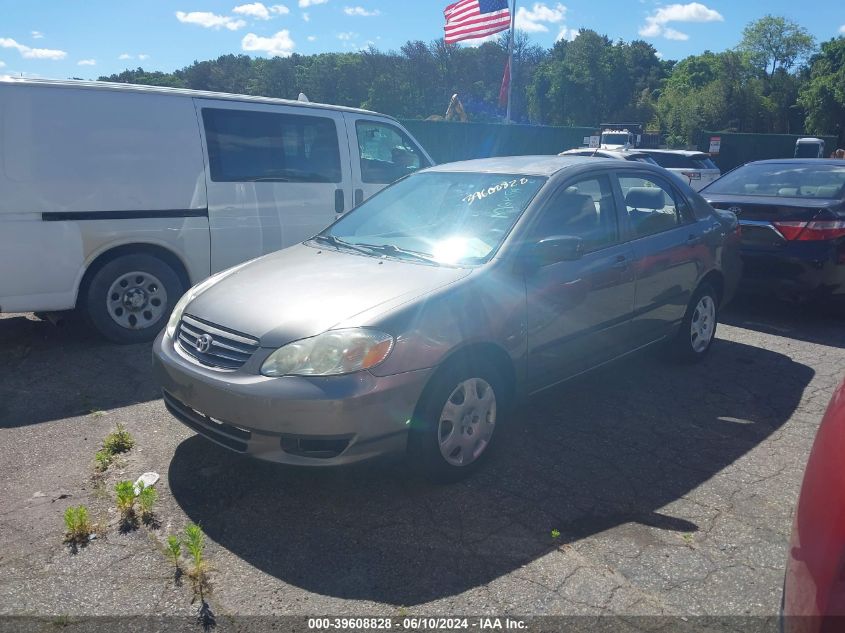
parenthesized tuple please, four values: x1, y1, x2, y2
(307, 617, 528, 630)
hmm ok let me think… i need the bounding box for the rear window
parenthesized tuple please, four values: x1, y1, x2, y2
(202, 108, 341, 183)
(691, 157, 718, 170)
(704, 163, 845, 199)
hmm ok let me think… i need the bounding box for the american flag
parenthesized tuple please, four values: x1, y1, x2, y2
(444, 0, 512, 44)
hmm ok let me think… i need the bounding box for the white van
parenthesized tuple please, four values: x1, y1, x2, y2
(0, 78, 433, 342)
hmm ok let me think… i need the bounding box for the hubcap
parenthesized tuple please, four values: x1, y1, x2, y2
(690, 295, 716, 353)
(106, 271, 168, 330)
(437, 377, 497, 467)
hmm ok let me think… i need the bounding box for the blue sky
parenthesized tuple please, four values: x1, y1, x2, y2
(1, 1, 843, 79)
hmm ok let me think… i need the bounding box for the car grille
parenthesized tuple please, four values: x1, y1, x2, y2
(177, 315, 259, 370)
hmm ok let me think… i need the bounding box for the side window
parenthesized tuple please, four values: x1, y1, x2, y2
(531, 175, 619, 253)
(618, 175, 683, 238)
(355, 121, 429, 185)
(202, 108, 341, 183)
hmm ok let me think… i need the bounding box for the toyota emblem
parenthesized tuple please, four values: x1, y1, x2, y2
(728, 206, 742, 217)
(195, 333, 213, 354)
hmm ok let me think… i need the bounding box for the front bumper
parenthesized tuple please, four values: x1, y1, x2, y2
(152, 332, 432, 466)
(738, 241, 845, 302)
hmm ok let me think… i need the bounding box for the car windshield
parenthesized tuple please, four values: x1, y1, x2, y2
(602, 133, 629, 145)
(317, 172, 546, 265)
(704, 163, 845, 199)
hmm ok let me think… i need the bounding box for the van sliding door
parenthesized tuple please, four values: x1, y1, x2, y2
(195, 99, 353, 273)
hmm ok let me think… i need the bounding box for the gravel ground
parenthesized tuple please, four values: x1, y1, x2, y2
(0, 296, 842, 630)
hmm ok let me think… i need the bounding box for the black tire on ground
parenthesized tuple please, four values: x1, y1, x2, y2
(408, 358, 505, 483)
(83, 253, 184, 344)
(669, 282, 719, 363)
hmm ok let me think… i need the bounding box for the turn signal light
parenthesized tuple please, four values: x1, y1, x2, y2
(773, 220, 845, 241)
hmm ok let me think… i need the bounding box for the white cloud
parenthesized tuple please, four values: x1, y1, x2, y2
(175, 11, 247, 30)
(119, 53, 132, 60)
(298, 0, 327, 6)
(337, 31, 356, 40)
(0, 37, 67, 60)
(77, 59, 96, 66)
(241, 29, 295, 56)
(138, 54, 150, 60)
(0, 60, 5, 68)
(233, 3, 290, 19)
(31, 31, 44, 39)
(840, 24, 845, 33)
(556, 26, 578, 42)
(302, 12, 310, 21)
(307, 35, 317, 41)
(516, 2, 566, 33)
(344, 6, 379, 16)
(639, 2, 723, 40)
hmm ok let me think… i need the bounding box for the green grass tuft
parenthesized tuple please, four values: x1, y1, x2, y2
(63, 506, 92, 546)
(102, 423, 134, 455)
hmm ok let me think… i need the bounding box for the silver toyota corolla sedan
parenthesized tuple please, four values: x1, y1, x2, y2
(153, 156, 742, 480)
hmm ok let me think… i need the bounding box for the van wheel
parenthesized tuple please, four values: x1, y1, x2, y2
(669, 283, 719, 363)
(409, 360, 503, 482)
(83, 254, 184, 344)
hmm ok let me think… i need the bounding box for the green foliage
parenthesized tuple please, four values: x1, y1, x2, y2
(93, 450, 112, 472)
(739, 15, 815, 76)
(167, 535, 182, 567)
(102, 423, 134, 456)
(137, 483, 157, 523)
(183, 523, 210, 594)
(114, 480, 136, 520)
(799, 37, 845, 140)
(551, 529, 561, 539)
(63, 505, 92, 544)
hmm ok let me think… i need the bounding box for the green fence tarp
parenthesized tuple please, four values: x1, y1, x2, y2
(399, 119, 594, 164)
(697, 131, 840, 173)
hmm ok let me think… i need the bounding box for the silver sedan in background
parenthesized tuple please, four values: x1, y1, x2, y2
(153, 156, 741, 480)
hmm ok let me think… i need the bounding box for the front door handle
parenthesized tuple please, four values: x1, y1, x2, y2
(611, 254, 628, 270)
(354, 188, 364, 206)
(335, 189, 345, 214)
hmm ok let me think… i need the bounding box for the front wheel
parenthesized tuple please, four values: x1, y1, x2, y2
(669, 283, 719, 362)
(83, 253, 184, 344)
(409, 362, 503, 482)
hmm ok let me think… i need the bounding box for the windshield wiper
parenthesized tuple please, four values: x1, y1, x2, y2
(354, 243, 440, 266)
(310, 234, 377, 257)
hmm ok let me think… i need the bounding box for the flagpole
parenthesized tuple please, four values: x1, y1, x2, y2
(505, 0, 516, 124)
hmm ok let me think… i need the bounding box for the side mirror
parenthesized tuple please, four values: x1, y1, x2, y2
(527, 235, 584, 268)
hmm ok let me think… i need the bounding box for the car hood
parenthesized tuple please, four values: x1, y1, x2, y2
(185, 243, 473, 347)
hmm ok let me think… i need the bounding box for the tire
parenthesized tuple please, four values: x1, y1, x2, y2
(669, 282, 719, 363)
(409, 359, 504, 482)
(83, 253, 184, 344)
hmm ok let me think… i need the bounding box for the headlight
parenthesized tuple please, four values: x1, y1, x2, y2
(165, 263, 250, 339)
(261, 329, 394, 377)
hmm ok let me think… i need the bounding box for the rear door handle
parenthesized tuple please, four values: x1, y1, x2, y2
(687, 234, 703, 245)
(335, 189, 345, 214)
(354, 188, 364, 206)
(611, 254, 628, 270)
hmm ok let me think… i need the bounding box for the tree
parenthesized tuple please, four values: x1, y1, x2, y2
(738, 15, 815, 77)
(799, 37, 845, 141)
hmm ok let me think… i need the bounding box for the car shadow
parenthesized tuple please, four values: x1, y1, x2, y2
(169, 337, 813, 606)
(0, 314, 159, 428)
(721, 294, 845, 349)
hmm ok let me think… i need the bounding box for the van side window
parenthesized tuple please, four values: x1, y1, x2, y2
(202, 108, 341, 183)
(355, 121, 429, 185)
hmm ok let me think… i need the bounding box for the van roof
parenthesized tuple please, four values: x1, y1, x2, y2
(0, 77, 389, 119)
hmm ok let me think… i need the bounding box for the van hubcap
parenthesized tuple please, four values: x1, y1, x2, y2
(690, 295, 716, 353)
(437, 378, 496, 467)
(107, 271, 168, 330)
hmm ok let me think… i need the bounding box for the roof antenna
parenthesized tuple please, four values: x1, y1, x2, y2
(298, 92, 310, 103)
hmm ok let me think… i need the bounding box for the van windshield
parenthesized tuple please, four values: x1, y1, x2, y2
(316, 172, 546, 265)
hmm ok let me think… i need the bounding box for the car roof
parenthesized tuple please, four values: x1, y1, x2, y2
(639, 149, 709, 157)
(425, 155, 639, 176)
(0, 77, 387, 119)
(745, 159, 845, 166)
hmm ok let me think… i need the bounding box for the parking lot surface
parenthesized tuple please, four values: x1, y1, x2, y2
(1, 297, 843, 625)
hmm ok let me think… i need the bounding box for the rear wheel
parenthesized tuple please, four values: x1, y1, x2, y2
(409, 361, 503, 482)
(669, 283, 719, 362)
(83, 253, 184, 344)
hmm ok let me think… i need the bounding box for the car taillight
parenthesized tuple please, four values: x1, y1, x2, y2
(773, 220, 845, 241)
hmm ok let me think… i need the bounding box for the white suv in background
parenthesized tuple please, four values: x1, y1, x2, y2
(639, 150, 721, 191)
